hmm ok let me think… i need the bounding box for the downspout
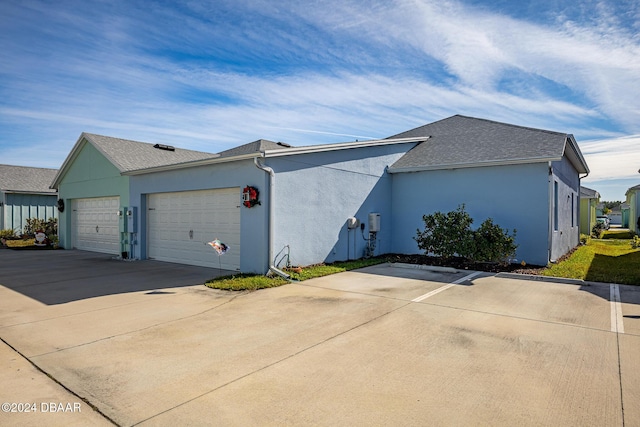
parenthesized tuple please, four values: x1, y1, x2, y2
(254, 157, 290, 279)
(548, 161, 554, 263)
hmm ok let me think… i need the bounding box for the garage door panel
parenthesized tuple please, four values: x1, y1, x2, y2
(148, 188, 241, 271)
(72, 196, 120, 255)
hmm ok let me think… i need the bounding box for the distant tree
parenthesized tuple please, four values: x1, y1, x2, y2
(603, 201, 622, 211)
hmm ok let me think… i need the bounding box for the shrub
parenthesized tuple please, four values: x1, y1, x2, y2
(631, 235, 640, 249)
(471, 218, 517, 264)
(591, 223, 605, 239)
(414, 204, 475, 259)
(23, 217, 58, 237)
(1, 229, 17, 240)
(415, 205, 517, 264)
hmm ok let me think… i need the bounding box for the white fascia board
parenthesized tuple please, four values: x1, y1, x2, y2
(262, 136, 428, 158)
(3, 190, 57, 195)
(123, 153, 256, 176)
(564, 136, 590, 175)
(387, 156, 560, 173)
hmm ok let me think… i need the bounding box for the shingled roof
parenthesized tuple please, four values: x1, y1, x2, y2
(0, 164, 58, 194)
(218, 139, 292, 158)
(81, 133, 218, 172)
(580, 186, 600, 199)
(388, 115, 588, 173)
(52, 133, 219, 187)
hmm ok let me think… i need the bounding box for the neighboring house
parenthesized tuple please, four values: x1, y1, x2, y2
(387, 115, 589, 266)
(579, 186, 600, 235)
(50, 133, 219, 260)
(621, 203, 630, 228)
(625, 184, 640, 233)
(114, 136, 423, 273)
(51, 115, 589, 272)
(0, 164, 58, 234)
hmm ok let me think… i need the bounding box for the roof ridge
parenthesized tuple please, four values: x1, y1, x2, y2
(0, 164, 58, 171)
(455, 115, 568, 137)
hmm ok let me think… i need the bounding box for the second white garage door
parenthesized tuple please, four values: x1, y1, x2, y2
(147, 188, 241, 270)
(71, 196, 121, 255)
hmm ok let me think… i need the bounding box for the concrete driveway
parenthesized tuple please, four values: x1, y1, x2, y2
(0, 250, 638, 426)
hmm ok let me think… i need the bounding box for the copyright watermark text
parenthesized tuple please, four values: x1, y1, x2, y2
(2, 402, 82, 413)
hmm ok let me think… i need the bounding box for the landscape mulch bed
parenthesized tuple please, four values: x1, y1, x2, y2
(385, 254, 546, 275)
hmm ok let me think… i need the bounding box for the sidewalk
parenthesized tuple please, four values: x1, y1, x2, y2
(0, 339, 112, 426)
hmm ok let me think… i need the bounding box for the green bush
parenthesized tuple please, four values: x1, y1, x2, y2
(591, 223, 605, 239)
(471, 218, 518, 264)
(0, 229, 17, 240)
(23, 217, 58, 237)
(414, 205, 474, 259)
(414, 205, 517, 264)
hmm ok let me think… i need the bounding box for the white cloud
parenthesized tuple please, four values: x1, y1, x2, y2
(580, 135, 640, 181)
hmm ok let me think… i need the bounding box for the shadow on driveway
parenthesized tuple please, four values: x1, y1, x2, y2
(0, 249, 233, 305)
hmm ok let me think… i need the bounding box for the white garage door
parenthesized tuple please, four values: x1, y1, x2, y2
(71, 196, 120, 254)
(147, 188, 241, 270)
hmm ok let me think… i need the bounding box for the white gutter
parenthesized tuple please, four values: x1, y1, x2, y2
(263, 136, 428, 158)
(123, 153, 254, 176)
(388, 156, 560, 173)
(254, 157, 290, 279)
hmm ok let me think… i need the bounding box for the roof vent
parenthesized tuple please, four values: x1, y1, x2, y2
(277, 142, 291, 147)
(154, 143, 175, 151)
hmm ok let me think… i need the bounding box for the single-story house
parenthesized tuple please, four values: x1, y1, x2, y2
(579, 186, 600, 235)
(50, 133, 218, 259)
(625, 184, 640, 233)
(621, 203, 630, 228)
(51, 115, 589, 272)
(0, 164, 58, 234)
(386, 115, 588, 265)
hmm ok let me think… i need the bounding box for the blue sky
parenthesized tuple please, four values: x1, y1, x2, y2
(1, 0, 639, 201)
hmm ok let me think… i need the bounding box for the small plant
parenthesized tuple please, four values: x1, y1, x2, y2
(23, 217, 58, 237)
(631, 235, 640, 249)
(580, 234, 590, 245)
(591, 223, 605, 239)
(1, 229, 17, 240)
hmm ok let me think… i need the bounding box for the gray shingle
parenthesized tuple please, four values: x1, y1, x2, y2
(389, 115, 569, 170)
(580, 186, 600, 199)
(83, 133, 219, 173)
(0, 164, 58, 193)
(218, 139, 292, 158)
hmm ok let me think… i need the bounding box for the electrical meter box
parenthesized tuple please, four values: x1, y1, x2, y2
(127, 207, 138, 233)
(118, 207, 126, 232)
(368, 213, 381, 232)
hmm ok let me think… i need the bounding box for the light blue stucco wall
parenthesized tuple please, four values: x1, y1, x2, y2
(1, 192, 57, 234)
(390, 162, 551, 266)
(265, 143, 416, 268)
(57, 141, 129, 250)
(550, 156, 580, 262)
(129, 159, 269, 273)
(626, 189, 639, 233)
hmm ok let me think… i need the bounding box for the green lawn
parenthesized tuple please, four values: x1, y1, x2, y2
(206, 257, 387, 291)
(543, 239, 640, 285)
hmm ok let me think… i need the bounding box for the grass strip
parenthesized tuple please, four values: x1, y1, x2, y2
(206, 257, 387, 291)
(543, 239, 640, 285)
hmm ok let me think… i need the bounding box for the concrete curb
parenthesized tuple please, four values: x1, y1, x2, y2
(496, 272, 593, 286)
(390, 262, 459, 274)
